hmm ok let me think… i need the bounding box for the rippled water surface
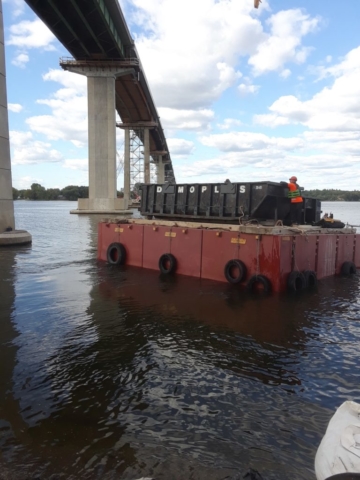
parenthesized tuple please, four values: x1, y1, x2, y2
(1, 201, 360, 480)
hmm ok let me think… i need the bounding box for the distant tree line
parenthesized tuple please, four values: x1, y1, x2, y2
(12, 182, 142, 201)
(12, 184, 89, 201)
(13, 185, 360, 202)
(303, 189, 360, 201)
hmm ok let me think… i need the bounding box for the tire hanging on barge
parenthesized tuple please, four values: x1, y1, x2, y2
(341, 261, 357, 275)
(224, 259, 247, 284)
(159, 253, 177, 275)
(247, 275, 271, 293)
(287, 271, 306, 292)
(303, 270, 318, 288)
(107, 242, 126, 265)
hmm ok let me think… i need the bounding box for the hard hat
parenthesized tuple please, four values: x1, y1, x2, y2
(289, 176, 297, 181)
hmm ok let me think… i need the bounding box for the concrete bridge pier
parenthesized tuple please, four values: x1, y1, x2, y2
(60, 60, 133, 214)
(149, 150, 168, 184)
(143, 127, 150, 184)
(157, 155, 165, 183)
(0, 0, 15, 233)
(0, 0, 31, 245)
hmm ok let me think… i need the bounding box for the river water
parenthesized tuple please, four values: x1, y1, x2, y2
(1, 201, 360, 480)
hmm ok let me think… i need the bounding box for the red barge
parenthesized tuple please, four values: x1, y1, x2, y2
(97, 181, 359, 293)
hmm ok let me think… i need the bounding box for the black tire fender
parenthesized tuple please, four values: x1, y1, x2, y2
(303, 270, 318, 288)
(159, 253, 177, 274)
(287, 271, 306, 292)
(224, 259, 247, 284)
(247, 275, 271, 293)
(341, 261, 357, 275)
(107, 242, 126, 265)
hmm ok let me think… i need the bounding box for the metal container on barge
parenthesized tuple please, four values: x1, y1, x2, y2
(139, 181, 321, 225)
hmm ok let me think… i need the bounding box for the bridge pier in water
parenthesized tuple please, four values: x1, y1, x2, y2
(0, 0, 31, 245)
(157, 155, 165, 183)
(61, 60, 134, 214)
(0, 0, 15, 233)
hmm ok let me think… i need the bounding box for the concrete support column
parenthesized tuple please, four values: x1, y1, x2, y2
(87, 75, 117, 207)
(157, 155, 165, 183)
(0, 0, 31, 243)
(124, 127, 130, 203)
(0, 0, 15, 232)
(144, 127, 150, 184)
(60, 61, 134, 213)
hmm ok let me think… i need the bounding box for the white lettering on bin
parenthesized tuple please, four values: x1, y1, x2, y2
(201, 186, 207, 193)
(239, 185, 246, 193)
(190, 186, 195, 193)
(178, 186, 184, 193)
(157, 186, 162, 193)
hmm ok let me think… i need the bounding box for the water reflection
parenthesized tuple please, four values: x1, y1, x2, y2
(1, 202, 360, 479)
(0, 247, 29, 457)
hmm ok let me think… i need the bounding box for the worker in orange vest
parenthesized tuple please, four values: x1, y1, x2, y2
(282, 176, 303, 225)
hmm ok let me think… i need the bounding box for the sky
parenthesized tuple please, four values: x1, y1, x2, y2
(3, 0, 360, 191)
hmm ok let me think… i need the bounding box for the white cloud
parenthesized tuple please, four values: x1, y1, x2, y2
(318, 46, 360, 80)
(249, 9, 320, 76)
(177, 158, 231, 179)
(185, 126, 360, 189)
(11, 52, 29, 68)
(176, 155, 360, 188)
(159, 107, 214, 132)
(8, 19, 57, 51)
(63, 159, 88, 171)
(117, 0, 321, 169)
(280, 69, 291, 79)
(132, 0, 267, 109)
(238, 83, 259, 96)
(200, 131, 304, 153)
(8, 103, 23, 113)
(303, 131, 360, 157)
(217, 118, 243, 130)
(253, 113, 290, 127)
(43, 69, 87, 90)
(254, 46, 360, 132)
(26, 69, 87, 146)
(10, 131, 64, 165)
(167, 138, 195, 157)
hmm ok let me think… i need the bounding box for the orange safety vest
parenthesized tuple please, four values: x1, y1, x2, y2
(287, 182, 303, 203)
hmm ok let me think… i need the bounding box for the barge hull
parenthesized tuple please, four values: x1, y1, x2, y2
(98, 220, 360, 293)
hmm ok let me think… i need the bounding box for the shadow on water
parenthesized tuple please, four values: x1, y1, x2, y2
(1, 202, 360, 479)
(0, 248, 27, 438)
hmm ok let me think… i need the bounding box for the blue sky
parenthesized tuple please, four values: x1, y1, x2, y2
(4, 0, 360, 190)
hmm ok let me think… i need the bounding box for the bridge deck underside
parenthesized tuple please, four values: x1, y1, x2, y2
(115, 77, 164, 154)
(24, 0, 173, 169)
(25, 0, 123, 59)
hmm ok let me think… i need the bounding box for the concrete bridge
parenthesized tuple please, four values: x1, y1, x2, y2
(24, 0, 175, 213)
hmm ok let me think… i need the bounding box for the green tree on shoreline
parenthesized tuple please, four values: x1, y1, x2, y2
(12, 184, 125, 201)
(303, 189, 360, 201)
(13, 184, 89, 201)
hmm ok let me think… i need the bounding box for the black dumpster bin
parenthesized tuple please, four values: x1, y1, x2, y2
(139, 181, 321, 225)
